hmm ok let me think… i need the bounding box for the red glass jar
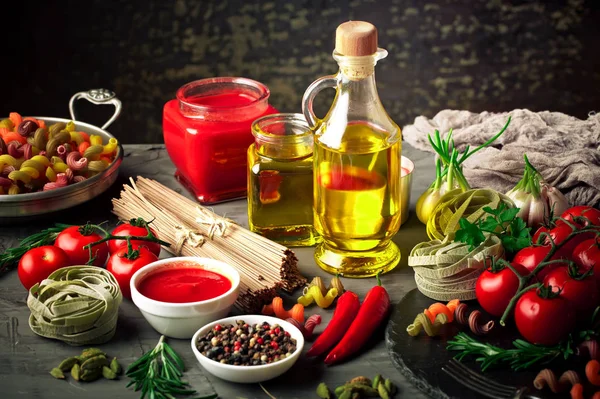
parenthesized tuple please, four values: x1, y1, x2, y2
(163, 77, 278, 204)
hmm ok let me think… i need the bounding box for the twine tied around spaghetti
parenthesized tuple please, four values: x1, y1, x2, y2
(174, 225, 205, 255)
(195, 207, 235, 239)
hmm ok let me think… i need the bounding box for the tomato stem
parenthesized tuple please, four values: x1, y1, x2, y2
(84, 223, 171, 252)
(499, 222, 600, 325)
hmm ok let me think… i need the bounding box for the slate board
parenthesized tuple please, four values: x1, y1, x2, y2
(384, 289, 586, 399)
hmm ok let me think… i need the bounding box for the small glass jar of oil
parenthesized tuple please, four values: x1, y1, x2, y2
(247, 113, 320, 246)
(302, 21, 403, 277)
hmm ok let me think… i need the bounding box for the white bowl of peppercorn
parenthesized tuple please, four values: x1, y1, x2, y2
(191, 315, 305, 383)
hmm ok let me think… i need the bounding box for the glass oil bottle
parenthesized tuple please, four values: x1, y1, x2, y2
(247, 113, 320, 246)
(302, 21, 402, 277)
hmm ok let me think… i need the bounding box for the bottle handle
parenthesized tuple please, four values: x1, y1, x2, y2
(302, 75, 338, 129)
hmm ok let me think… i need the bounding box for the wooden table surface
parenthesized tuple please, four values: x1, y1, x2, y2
(0, 143, 435, 399)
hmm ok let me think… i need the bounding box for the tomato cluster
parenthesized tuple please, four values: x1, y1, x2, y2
(17, 221, 161, 298)
(476, 206, 600, 346)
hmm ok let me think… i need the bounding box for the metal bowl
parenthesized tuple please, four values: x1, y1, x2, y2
(0, 89, 123, 222)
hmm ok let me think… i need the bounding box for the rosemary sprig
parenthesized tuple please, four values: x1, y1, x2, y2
(126, 335, 217, 399)
(447, 332, 573, 372)
(0, 223, 72, 273)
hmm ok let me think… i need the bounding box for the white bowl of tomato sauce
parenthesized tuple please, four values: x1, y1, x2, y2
(130, 257, 240, 339)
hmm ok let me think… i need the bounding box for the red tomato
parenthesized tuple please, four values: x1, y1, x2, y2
(561, 206, 600, 227)
(54, 226, 109, 267)
(108, 222, 161, 257)
(106, 246, 158, 298)
(18, 246, 71, 290)
(573, 238, 600, 283)
(542, 222, 594, 259)
(476, 263, 530, 317)
(532, 226, 550, 245)
(543, 266, 600, 322)
(512, 245, 565, 280)
(514, 288, 575, 345)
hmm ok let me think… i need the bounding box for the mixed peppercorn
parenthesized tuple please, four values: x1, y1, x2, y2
(196, 320, 297, 366)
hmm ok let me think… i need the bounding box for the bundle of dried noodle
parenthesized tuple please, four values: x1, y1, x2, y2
(112, 177, 305, 313)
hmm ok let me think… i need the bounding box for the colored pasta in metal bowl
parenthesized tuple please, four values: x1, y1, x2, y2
(0, 112, 119, 194)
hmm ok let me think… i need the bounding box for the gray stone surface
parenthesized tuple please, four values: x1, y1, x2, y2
(0, 143, 435, 399)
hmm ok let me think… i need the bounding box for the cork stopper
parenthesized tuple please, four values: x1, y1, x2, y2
(335, 21, 378, 56)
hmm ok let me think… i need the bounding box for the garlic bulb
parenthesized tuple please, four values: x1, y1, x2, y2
(506, 155, 569, 228)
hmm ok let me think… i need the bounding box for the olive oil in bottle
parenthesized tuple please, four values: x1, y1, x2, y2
(247, 113, 319, 246)
(303, 21, 403, 277)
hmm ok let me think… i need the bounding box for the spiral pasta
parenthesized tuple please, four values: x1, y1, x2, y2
(87, 160, 107, 173)
(587, 360, 600, 386)
(69, 131, 85, 145)
(102, 137, 118, 154)
(407, 313, 448, 336)
(533, 369, 580, 393)
(423, 299, 460, 323)
(261, 296, 305, 323)
(453, 303, 494, 335)
(82, 144, 103, 160)
(46, 131, 70, 156)
(578, 340, 599, 360)
(43, 173, 69, 191)
(0, 154, 17, 169)
(0, 113, 119, 195)
(32, 127, 47, 150)
(66, 151, 87, 171)
(89, 134, 103, 146)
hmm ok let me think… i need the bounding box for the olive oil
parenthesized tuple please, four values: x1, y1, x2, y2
(313, 123, 402, 276)
(248, 147, 319, 246)
(247, 113, 319, 247)
(302, 21, 404, 277)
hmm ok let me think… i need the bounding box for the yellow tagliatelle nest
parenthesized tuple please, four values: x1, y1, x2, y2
(426, 188, 514, 241)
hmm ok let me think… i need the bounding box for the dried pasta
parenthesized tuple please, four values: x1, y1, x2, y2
(89, 134, 103, 146)
(83, 144, 103, 160)
(454, 303, 494, 335)
(407, 313, 448, 336)
(0, 112, 119, 195)
(102, 138, 118, 154)
(261, 296, 305, 323)
(533, 369, 580, 393)
(587, 360, 600, 386)
(578, 340, 599, 360)
(87, 160, 107, 173)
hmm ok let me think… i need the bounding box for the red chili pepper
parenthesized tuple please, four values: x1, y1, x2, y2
(306, 290, 360, 357)
(324, 272, 390, 365)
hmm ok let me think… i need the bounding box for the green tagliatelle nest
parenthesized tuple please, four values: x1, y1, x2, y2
(408, 234, 505, 301)
(27, 266, 122, 346)
(426, 188, 515, 241)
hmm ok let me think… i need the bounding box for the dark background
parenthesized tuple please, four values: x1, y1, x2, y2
(2, 0, 599, 144)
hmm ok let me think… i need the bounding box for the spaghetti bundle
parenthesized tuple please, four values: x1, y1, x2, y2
(112, 177, 305, 313)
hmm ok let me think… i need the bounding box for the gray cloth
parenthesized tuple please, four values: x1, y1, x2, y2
(403, 109, 600, 208)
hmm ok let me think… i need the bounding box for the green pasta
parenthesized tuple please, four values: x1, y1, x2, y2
(32, 127, 48, 150)
(406, 312, 449, 336)
(87, 160, 107, 173)
(46, 131, 70, 156)
(48, 122, 66, 138)
(82, 144, 103, 160)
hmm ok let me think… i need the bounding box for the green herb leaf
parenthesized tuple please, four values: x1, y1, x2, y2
(455, 204, 531, 255)
(126, 336, 202, 399)
(478, 216, 499, 233)
(455, 218, 486, 249)
(500, 207, 520, 223)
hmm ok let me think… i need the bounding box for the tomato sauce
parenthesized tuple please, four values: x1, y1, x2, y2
(138, 264, 232, 303)
(163, 78, 277, 204)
